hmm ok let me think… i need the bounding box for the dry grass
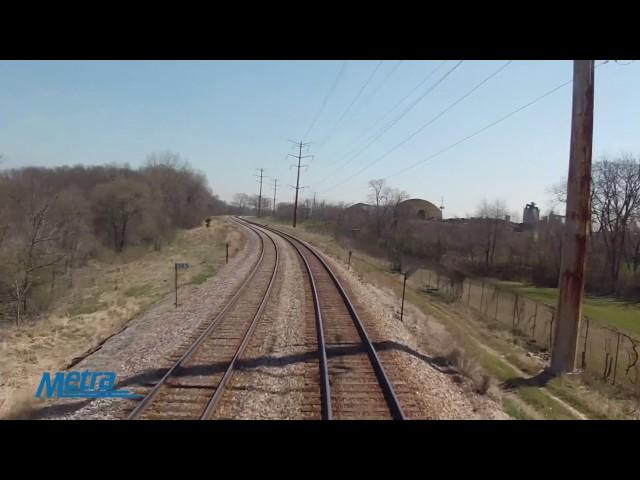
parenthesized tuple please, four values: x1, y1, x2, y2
(0, 218, 240, 419)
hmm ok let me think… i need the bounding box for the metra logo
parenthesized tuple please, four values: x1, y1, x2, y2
(35, 371, 143, 399)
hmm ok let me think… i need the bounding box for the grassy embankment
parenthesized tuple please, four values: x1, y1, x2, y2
(0, 217, 239, 418)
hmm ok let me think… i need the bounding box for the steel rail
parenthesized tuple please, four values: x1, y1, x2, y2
(200, 220, 279, 419)
(235, 217, 332, 420)
(128, 216, 275, 420)
(243, 218, 405, 420)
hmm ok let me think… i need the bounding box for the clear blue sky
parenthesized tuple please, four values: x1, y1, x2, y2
(1, 60, 638, 219)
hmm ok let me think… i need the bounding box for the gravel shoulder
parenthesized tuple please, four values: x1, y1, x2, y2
(323, 252, 509, 419)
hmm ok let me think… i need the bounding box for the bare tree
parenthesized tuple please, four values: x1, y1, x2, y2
(92, 178, 150, 253)
(627, 220, 640, 274)
(368, 179, 387, 238)
(232, 193, 249, 214)
(476, 198, 508, 270)
(0, 171, 68, 322)
(592, 155, 640, 291)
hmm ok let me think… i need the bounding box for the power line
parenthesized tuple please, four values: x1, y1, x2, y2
(383, 61, 610, 180)
(318, 60, 512, 192)
(362, 60, 404, 103)
(315, 60, 464, 187)
(332, 60, 404, 133)
(324, 60, 447, 164)
(302, 61, 348, 141)
(316, 61, 384, 150)
(321, 60, 610, 194)
(317, 60, 404, 161)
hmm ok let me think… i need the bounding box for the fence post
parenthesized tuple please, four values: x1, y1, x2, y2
(494, 290, 500, 321)
(512, 294, 518, 341)
(466, 279, 471, 305)
(612, 331, 621, 385)
(226, 243, 229, 264)
(549, 309, 555, 350)
(581, 317, 590, 369)
(479, 280, 485, 314)
(531, 302, 538, 340)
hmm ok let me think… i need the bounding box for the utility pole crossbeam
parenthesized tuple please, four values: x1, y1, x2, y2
(288, 141, 312, 228)
(550, 60, 595, 375)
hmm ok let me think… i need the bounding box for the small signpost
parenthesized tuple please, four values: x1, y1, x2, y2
(400, 267, 418, 323)
(400, 272, 408, 322)
(174, 262, 190, 308)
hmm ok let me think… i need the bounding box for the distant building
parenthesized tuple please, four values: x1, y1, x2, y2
(342, 202, 373, 228)
(396, 198, 442, 221)
(523, 202, 540, 226)
(543, 212, 565, 224)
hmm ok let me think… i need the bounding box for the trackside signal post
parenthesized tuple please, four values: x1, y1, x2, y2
(550, 60, 595, 374)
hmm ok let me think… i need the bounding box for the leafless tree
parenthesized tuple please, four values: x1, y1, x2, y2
(627, 220, 640, 274)
(368, 179, 388, 238)
(92, 178, 150, 253)
(476, 198, 508, 270)
(232, 193, 250, 214)
(592, 155, 640, 291)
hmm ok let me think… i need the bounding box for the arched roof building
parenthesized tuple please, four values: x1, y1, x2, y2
(396, 198, 442, 221)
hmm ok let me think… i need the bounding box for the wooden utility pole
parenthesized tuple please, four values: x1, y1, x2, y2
(550, 60, 595, 375)
(272, 178, 278, 216)
(256, 168, 264, 218)
(288, 141, 312, 228)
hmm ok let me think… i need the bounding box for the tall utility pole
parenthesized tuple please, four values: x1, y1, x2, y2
(550, 60, 595, 375)
(255, 168, 265, 218)
(288, 141, 312, 228)
(272, 178, 278, 216)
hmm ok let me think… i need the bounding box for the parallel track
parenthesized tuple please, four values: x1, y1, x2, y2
(238, 218, 405, 420)
(127, 218, 278, 420)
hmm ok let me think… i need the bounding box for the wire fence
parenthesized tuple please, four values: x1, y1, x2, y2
(414, 266, 640, 393)
(332, 232, 640, 395)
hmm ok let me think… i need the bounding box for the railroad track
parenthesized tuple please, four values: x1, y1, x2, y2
(127, 217, 278, 420)
(238, 218, 405, 420)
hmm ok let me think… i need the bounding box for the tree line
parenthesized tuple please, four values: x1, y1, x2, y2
(233, 153, 640, 301)
(0, 152, 227, 325)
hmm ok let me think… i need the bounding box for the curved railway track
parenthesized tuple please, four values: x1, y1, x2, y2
(127, 217, 278, 420)
(238, 218, 405, 420)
